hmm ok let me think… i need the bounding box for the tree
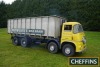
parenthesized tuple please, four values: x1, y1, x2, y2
(0, 1, 7, 28)
(2, 0, 100, 31)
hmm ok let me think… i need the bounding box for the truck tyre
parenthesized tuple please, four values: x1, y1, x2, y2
(62, 44, 75, 57)
(47, 42, 58, 54)
(12, 36, 20, 46)
(21, 36, 32, 47)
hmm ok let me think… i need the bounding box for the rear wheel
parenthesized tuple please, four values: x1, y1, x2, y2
(21, 36, 32, 47)
(47, 42, 58, 54)
(62, 44, 75, 57)
(12, 36, 20, 46)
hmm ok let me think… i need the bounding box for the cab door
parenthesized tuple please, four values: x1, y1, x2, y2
(61, 24, 73, 44)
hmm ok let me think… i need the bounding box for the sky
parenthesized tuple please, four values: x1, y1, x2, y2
(0, 0, 15, 4)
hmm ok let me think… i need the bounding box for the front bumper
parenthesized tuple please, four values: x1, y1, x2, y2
(78, 46, 87, 53)
(75, 41, 86, 52)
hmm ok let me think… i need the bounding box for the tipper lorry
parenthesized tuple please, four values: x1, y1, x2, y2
(7, 16, 86, 56)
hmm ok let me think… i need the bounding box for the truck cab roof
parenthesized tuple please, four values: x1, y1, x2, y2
(64, 22, 81, 25)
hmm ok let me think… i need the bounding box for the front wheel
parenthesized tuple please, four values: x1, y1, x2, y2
(47, 42, 58, 54)
(62, 44, 75, 57)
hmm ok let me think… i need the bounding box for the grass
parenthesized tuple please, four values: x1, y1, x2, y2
(0, 28, 100, 67)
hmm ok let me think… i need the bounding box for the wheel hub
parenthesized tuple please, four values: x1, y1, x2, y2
(50, 45, 55, 51)
(65, 48, 71, 54)
(15, 39, 18, 43)
(22, 40, 26, 45)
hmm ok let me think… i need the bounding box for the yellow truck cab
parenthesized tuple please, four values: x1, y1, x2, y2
(8, 16, 86, 56)
(61, 22, 86, 56)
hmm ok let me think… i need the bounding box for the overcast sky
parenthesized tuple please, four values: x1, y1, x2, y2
(0, 0, 15, 4)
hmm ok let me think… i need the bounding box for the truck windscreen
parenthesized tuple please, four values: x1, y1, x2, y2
(73, 24, 83, 34)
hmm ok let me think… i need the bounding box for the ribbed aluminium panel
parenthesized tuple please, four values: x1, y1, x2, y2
(8, 16, 64, 38)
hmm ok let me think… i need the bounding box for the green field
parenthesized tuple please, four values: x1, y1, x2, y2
(0, 28, 100, 67)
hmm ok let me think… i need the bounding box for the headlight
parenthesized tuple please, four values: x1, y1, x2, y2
(82, 36, 86, 44)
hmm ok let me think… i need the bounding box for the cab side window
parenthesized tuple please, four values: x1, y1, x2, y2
(64, 25, 72, 31)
